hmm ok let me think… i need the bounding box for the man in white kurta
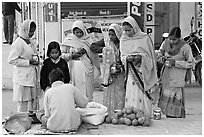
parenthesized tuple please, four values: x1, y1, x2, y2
(38, 69, 88, 132)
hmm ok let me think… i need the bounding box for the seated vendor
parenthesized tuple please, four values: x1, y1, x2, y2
(36, 68, 88, 133)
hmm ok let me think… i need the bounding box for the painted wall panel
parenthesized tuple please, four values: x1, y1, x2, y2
(180, 2, 195, 38)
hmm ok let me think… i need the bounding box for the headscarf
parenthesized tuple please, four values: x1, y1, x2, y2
(108, 23, 122, 40)
(120, 16, 158, 91)
(71, 20, 89, 40)
(18, 19, 36, 40)
(64, 20, 92, 49)
(121, 16, 146, 40)
(64, 20, 99, 75)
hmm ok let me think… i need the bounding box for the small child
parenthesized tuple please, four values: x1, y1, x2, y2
(40, 41, 70, 91)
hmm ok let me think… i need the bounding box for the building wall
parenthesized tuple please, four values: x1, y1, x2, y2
(180, 2, 195, 38)
(154, 2, 180, 49)
(17, 2, 200, 52)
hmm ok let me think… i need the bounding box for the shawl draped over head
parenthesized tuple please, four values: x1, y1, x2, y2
(63, 20, 100, 75)
(66, 20, 90, 46)
(108, 23, 122, 40)
(18, 19, 36, 41)
(120, 16, 158, 91)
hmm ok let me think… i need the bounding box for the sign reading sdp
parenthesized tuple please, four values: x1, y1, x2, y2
(145, 2, 155, 43)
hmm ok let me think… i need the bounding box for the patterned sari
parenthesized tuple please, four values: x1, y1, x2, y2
(158, 39, 194, 118)
(102, 24, 125, 118)
(120, 16, 158, 118)
(124, 59, 154, 117)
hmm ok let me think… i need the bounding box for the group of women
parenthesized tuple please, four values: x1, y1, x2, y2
(8, 15, 194, 120)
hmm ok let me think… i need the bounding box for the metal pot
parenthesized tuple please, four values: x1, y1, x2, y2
(153, 109, 161, 120)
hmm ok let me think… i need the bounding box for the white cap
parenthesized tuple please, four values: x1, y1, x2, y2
(162, 33, 169, 38)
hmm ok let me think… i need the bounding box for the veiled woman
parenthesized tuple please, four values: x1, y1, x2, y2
(8, 19, 40, 112)
(120, 16, 158, 118)
(102, 24, 126, 118)
(61, 20, 97, 102)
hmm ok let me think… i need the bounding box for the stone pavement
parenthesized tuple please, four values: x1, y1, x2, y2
(2, 43, 13, 89)
(6, 87, 200, 135)
(83, 88, 202, 135)
(84, 113, 202, 135)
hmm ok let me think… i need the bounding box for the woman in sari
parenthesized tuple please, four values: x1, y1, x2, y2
(8, 20, 40, 112)
(158, 27, 194, 118)
(61, 20, 96, 102)
(120, 16, 158, 118)
(100, 24, 126, 118)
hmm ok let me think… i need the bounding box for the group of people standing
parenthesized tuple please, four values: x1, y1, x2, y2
(7, 15, 194, 132)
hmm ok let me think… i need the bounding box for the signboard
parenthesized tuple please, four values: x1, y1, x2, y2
(61, 2, 127, 18)
(196, 2, 202, 38)
(66, 10, 124, 17)
(45, 3, 58, 22)
(128, 2, 144, 31)
(144, 2, 155, 44)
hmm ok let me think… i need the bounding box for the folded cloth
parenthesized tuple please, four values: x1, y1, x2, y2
(3, 112, 32, 134)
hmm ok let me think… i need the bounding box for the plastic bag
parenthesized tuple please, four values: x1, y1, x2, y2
(76, 102, 108, 125)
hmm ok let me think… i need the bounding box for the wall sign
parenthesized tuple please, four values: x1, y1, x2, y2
(61, 2, 127, 18)
(196, 2, 202, 38)
(144, 2, 155, 44)
(45, 3, 58, 22)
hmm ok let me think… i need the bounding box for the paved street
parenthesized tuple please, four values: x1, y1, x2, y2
(1, 86, 202, 135)
(1, 43, 13, 90)
(1, 43, 202, 135)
